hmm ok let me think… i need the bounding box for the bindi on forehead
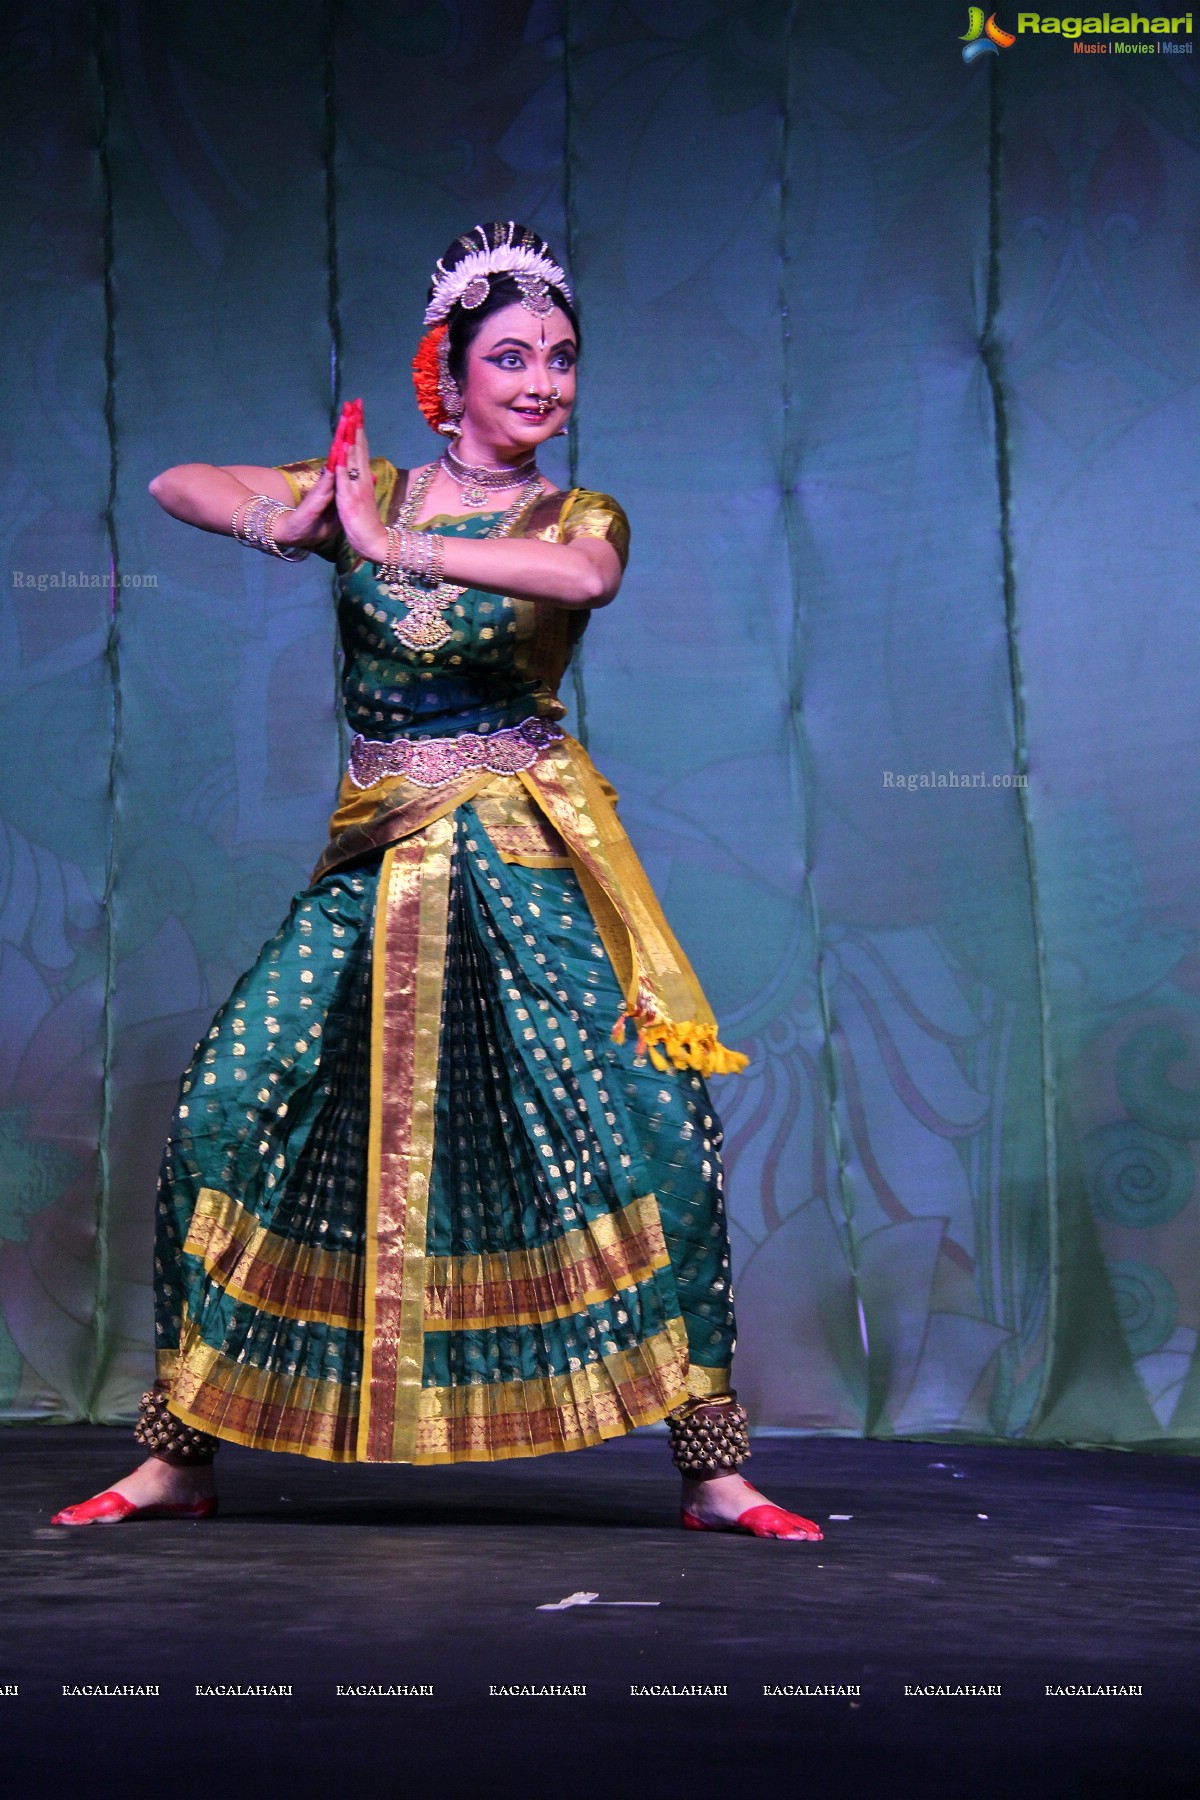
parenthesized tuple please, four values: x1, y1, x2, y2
(475, 303, 575, 357)
(482, 333, 577, 356)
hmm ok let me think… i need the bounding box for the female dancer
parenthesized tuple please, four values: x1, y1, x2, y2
(53, 223, 821, 1542)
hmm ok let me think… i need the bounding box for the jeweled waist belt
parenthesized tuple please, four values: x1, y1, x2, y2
(347, 717, 565, 791)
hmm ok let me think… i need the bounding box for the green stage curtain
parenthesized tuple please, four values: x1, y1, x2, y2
(2, 0, 1198, 1448)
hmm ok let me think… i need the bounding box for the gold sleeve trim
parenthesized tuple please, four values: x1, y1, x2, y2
(556, 488, 631, 569)
(274, 456, 326, 505)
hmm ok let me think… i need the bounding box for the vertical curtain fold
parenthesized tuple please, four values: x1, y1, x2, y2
(86, 0, 123, 1418)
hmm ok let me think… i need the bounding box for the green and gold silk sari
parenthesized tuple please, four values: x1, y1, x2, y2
(155, 461, 747, 1464)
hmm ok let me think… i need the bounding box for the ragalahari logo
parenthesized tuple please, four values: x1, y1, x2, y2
(961, 8, 1018, 58)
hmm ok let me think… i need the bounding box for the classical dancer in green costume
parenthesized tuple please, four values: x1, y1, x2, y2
(54, 223, 822, 1542)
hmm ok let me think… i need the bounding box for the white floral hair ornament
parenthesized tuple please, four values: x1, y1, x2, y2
(423, 221, 573, 327)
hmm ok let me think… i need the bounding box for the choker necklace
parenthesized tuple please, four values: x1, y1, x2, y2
(442, 445, 538, 509)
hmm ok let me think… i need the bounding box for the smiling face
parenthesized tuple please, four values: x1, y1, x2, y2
(456, 302, 577, 461)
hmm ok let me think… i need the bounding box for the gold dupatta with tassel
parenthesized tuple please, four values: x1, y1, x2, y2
(312, 731, 748, 1081)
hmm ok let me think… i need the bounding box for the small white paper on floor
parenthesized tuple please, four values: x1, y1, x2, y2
(537, 1592, 661, 1611)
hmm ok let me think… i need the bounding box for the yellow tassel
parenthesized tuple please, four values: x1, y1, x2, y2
(611, 1010, 749, 1078)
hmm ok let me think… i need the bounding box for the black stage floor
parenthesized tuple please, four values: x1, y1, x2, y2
(1, 1429, 1196, 1799)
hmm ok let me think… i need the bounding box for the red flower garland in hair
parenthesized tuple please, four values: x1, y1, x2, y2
(412, 323, 448, 432)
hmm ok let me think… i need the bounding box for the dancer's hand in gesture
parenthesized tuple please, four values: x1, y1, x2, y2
(332, 413, 387, 565)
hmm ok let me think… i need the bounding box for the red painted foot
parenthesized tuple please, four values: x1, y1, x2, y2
(681, 1502, 823, 1541)
(51, 1491, 218, 1527)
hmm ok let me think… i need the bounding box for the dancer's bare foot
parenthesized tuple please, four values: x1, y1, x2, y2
(51, 1455, 217, 1526)
(680, 1471, 823, 1540)
(107, 1455, 217, 1508)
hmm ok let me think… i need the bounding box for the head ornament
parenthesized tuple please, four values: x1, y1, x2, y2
(423, 221, 572, 327)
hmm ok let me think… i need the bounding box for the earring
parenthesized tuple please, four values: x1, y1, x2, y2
(436, 332, 464, 435)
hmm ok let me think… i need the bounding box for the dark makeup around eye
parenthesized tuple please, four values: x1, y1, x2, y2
(486, 336, 577, 359)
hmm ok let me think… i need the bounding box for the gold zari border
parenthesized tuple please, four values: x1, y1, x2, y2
(685, 1363, 734, 1400)
(162, 1310, 359, 1463)
(182, 1187, 362, 1331)
(358, 821, 453, 1462)
(411, 1318, 690, 1463)
(467, 778, 571, 866)
(155, 1320, 725, 1467)
(423, 1191, 670, 1331)
(156, 1317, 712, 1468)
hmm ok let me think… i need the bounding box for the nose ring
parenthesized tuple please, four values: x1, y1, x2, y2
(526, 384, 561, 416)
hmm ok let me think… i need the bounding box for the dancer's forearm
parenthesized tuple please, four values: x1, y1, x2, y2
(360, 528, 622, 609)
(148, 462, 296, 536)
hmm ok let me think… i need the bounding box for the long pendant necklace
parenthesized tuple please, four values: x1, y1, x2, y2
(382, 461, 544, 653)
(442, 444, 538, 509)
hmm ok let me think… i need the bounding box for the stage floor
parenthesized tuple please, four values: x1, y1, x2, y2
(1, 1429, 1196, 1798)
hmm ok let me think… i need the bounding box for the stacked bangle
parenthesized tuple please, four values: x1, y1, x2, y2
(379, 524, 446, 587)
(232, 493, 310, 562)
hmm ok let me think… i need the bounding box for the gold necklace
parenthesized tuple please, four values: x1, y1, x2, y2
(442, 446, 539, 509)
(383, 462, 544, 652)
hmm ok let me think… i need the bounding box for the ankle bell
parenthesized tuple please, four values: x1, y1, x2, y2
(132, 1385, 220, 1467)
(666, 1393, 751, 1478)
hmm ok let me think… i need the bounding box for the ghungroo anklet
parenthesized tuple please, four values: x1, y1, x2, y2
(666, 1394, 751, 1477)
(133, 1385, 219, 1467)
